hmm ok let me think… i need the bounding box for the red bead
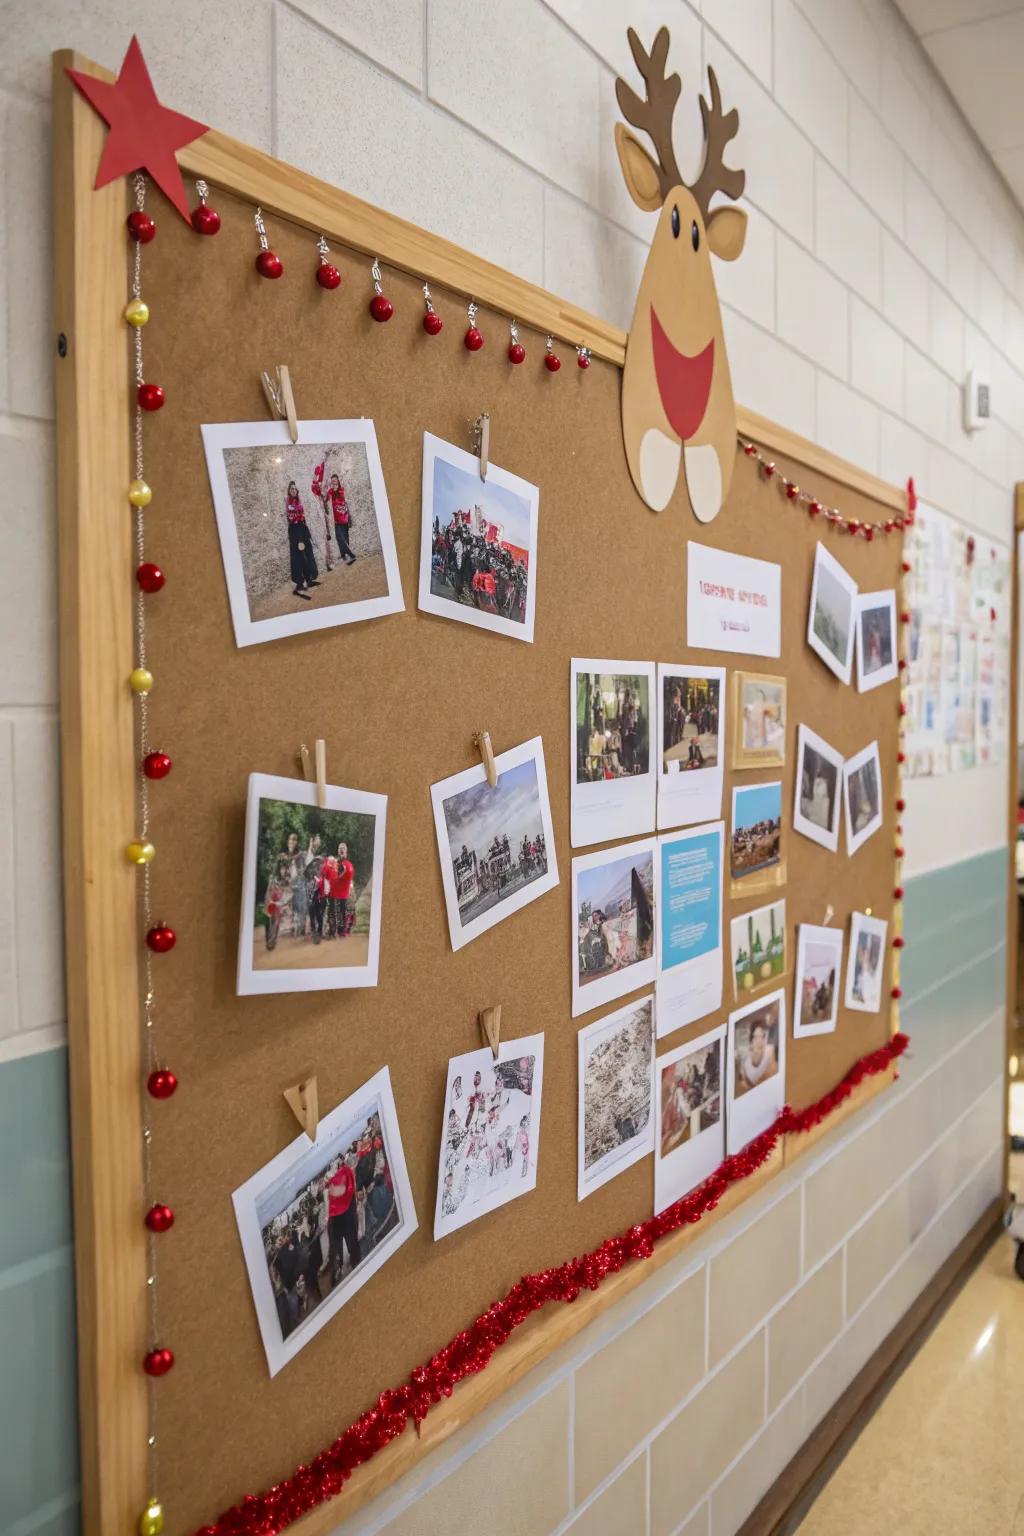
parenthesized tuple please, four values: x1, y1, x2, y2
(577, 352, 591, 370)
(143, 750, 172, 780)
(137, 382, 164, 412)
(544, 353, 561, 373)
(893, 885, 904, 899)
(146, 1203, 175, 1233)
(895, 798, 906, 812)
(899, 702, 907, 716)
(147, 1068, 178, 1100)
(423, 311, 443, 336)
(891, 986, 902, 1000)
(901, 561, 911, 574)
(893, 936, 905, 949)
(316, 262, 341, 290)
(191, 203, 221, 236)
(895, 846, 905, 858)
(508, 342, 526, 365)
(143, 1347, 174, 1377)
(897, 751, 906, 764)
(136, 562, 165, 593)
(464, 326, 484, 352)
(127, 210, 156, 244)
(146, 924, 176, 954)
(894, 517, 905, 530)
(785, 481, 799, 500)
(255, 249, 283, 279)
(900, 610, 911, 624)
(847, 519, 860, 534)
(809, 501, 822, 517)
(865, 527, 875, 541)
(369, 293, 394, 322)
(763, 462, 775, 478)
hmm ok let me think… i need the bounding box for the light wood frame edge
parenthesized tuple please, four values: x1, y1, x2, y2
(52, 48, 905, 1536)
(1007, 484, 1023, 1205)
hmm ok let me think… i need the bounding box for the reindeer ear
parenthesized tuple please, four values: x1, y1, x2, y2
(706, 205, 747, 262)
(614, 122, 664, 213)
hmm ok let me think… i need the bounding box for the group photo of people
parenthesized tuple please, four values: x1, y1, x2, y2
(576, 672, 651, 782)
(659, 1038, 722, 1158)
(429, 512, 529, 624)
(443, 758, 550, 928)
(436, 1053, 540, 1236)
(662, 674, 720, 772)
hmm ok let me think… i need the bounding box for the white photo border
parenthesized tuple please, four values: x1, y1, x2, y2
(806, 542, 858, 685)
(571, 837, 658, 1018)
(792, 923, 844, 1039)
(855, 589, 899, 693)
(843, 740, 884, 855)
(792, 723, 844, 853)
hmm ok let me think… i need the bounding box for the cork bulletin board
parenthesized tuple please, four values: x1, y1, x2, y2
(54, 49, 907, 1536)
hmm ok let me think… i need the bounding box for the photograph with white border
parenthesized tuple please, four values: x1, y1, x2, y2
(726, 989, 786, 1154)
(845, 911, 889, 1013)
(578, 996, 656, 1201)
(418, 431, 539, 643)
(655, 1023, 726, 1216)
(793, 923, 844, 1039)
(232, 1066, 416, 1377)
(793, 724, 843, 852)
(431, 736, 558, 952)
(201, 419, 404, 648)
(844, 740, 884, 855)
(855, 590, 899, 693)
(237, 773, 386, 996)
(657, 821, 724, 1036)
(571, 659, 657, 847)
(807, 543, 858, 684)
(433, 1033, 545, 1240)
(656, 663, 726, 830)
(571, 839, 656, 1018)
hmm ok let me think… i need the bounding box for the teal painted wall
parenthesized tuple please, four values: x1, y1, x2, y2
(0, 846, 1008, 1536)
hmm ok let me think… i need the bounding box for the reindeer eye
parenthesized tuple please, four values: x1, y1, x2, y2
(670, 205, 680, 239)
(691, 220, 700, 252)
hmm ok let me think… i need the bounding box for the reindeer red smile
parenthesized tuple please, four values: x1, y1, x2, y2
(615, 29, 747, 521)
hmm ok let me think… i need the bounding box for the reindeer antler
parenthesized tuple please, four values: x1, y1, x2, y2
(615, 26, 682, 199)
(690, 66, 745, 222)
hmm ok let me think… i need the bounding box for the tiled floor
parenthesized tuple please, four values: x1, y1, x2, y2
(797, 1151, 1024, 1536)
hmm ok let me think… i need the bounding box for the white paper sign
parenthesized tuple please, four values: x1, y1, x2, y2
(686, 544, 781, 658)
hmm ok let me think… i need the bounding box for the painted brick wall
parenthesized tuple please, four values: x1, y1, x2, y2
(0, 3, 1017, 1534)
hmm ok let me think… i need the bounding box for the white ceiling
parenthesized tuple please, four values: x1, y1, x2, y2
(895, 1, 1024, 207)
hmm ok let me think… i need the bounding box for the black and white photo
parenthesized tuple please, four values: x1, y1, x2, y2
(846, 911, 888, 1013)
(793, 923, 844, 1038)
(807, 543, 858, 685)
(793, 724, 843, 852)
(856, 590, 898, 692)
(844, 741, 884, 854)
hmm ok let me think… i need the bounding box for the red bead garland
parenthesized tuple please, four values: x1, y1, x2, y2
(191, 1032, 910, 1536)
(740, 436, 909, 541)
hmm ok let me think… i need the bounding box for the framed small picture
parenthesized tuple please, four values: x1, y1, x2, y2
(201, 419, 404, 647)
(727, 990, 786, 1154)
(232, 1066, 416, 1376)
(729, 781, 784, 895)
(431, 736, 558, 952)
(730, 897, 786, 1001)
(571, 839, 657, 1018)
(807, 543, 858, 685)
(237, 773, 386, 995)
(855, 590, 898, 692)
(732, 672, 786, 769)
(844, 741, 884, 854)
(577, 996, 656, 1201)
(417, 431, 539, 643)
(433, 1034, 545, 1240)
(571, 660, 657, 847)
(793, 923, 844, 1038)
(793, 724, 843, 852)
(656, 664, 725, 829)
(845, 911, 888, 1013)
(655, 1024, 725, 1215)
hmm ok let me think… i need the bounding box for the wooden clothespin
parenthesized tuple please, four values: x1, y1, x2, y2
(471, 412, 490, 481)
(298, 739, 328, 808)
(262, 364, 298, 444)
(479, 1005, 502, 1060)
(473, 730, 497, 787)
(283, 1075, 319, 1141)
(822, 904, 834, 927)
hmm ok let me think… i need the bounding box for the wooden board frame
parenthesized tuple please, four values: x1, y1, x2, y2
(52, 48, 906, 1536)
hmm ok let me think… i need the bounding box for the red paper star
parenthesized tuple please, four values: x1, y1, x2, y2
(67, 36, 207, 222)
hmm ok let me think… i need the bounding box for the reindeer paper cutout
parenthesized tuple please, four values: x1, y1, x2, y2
(615, 29, 747, 522)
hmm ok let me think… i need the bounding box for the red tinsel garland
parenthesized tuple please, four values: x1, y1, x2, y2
(192, 1031, 909, 1536)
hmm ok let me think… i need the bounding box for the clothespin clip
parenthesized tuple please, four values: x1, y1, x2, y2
(283, 1075, 319, 1141)
(473, 730, 497, 787)
(298, 739, 328, 808)
(262, 364, 298, 444)
(479, 1005, 502, 1060)
(822, 904, 834, 927)
(470, 412, 490, 481)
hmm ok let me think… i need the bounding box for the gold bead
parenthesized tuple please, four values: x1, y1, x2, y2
(129, 667, 154, 694)
(138, 1497, 165, 1536)
(125, 298, 150, 328)
(128, 478, 152, 508)
(126, 840, 156, 865)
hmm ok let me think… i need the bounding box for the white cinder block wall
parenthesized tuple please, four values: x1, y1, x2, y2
(0, 1, 1017, 1533)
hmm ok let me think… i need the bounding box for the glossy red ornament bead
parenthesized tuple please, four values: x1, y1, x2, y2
(423, 311, 443, 336)
(146, 923, 176, 954)
(143, 750, 172, 780)
(143, 1347, 174, 1377)
(127, 210, 156, 243)
(744, 441, 757, 456)
(847, 519, 861, 534)
(147, 1068, 178, 1100)
(893, 936, 905, 949)
(809, 500, 822, 517)
(316, 262, 341, 290)
(544, 353, 561, 373)
(891, 986, 902, 1000)
(577, 351, 591, 370)
(901, 561, 911, 574)
(369, 293, 394, 322)
(136, 562, 165, 594)
(899, 702, 907, 716)
(464, 326, 484, 352)
(191, 203, 221, 236)
(893, 885, 904, 899)
(897, 751, 906, 764)
(785, 481, 799, 500)
(146, 1203, 175, 1233)
(508, 342, 526, 365)
(255, 249, 283, 279)
(895, 797, 906, 812)
(895, 845, 905, 858)
(864, 526, 875, 541)
(763, 462, 776, 478)
(137, 382, 164, 412)
(900, 610, 911, 624)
